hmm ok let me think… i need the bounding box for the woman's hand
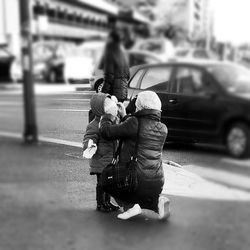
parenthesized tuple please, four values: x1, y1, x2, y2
(117, 102, 126, 118)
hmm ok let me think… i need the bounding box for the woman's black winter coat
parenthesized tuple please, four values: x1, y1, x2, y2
(99, 109, 168, 182)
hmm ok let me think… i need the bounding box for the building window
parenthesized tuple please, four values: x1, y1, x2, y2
(67, 13, 74, 22)
(33, 4, 46, 17)
(57, 9, 65, 21)
(48, 8, 56, 19)
(194, 12, 200, 20)
(83, 17, 90, 26)
(195, 2, 200, 10)
(76, 14, 82, 24)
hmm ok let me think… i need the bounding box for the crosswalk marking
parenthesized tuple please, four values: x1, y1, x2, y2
(47, 108, 89, 112)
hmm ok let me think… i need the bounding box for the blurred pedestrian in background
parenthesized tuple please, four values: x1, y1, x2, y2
(101, 30, 130, 102)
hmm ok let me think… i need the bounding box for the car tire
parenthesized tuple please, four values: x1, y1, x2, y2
(226, 122, 250, 158)
(94, 79, 104, 93)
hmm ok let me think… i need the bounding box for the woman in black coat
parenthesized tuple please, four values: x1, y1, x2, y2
(99, 91, 170, 220)
(101, 30, 130, 102)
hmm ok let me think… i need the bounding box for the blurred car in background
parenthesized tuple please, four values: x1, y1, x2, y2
(63, 39, 164, 89)
(131, 38, 175, 61)
(127, 60, 250, 158)
(64, 40, 104, 84)
(11, 41, 65, 83)
(0, 45, 15, 82)
(174, 48, 218, 60)
(90, 49, 164, 92)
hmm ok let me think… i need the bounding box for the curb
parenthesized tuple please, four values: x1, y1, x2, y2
(0, 83, 21, 91)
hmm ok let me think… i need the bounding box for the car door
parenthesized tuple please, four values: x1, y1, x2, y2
(127, 68, 145, 100)
(129, 65, 174, 122)
(167, 66, 223, 141)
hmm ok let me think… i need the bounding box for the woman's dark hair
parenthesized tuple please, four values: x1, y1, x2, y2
(109, 30, 121, 44)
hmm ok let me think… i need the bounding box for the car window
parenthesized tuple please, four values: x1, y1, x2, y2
(129, 69, 144, 88)
(140, 66, 172, 91)
(206, 64, 250, 94)
(171, 67, 215, 95)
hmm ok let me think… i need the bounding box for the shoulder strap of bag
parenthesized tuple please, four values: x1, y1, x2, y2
(132, 118, 141, 161)
(112, 117, 141, 162)
(114, 140, 122, 158)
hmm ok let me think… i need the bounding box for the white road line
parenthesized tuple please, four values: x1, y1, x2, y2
(55, 99, 89, 102)
(64, 91, 94, 95)
(0, 91, 94, 96)
(47, 109, 89, 112)
(0, 131, 22, 139)
(39, 136, 82, 148)
(221, 158, 250, 168)
(0, 102, 22, 106)
(0, 131, 82, 148)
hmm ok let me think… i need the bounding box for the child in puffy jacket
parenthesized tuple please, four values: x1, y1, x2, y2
(83, 93, 120, 212)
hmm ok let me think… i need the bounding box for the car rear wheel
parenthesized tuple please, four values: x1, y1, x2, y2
(94, 79, 104, 93)
(48, 70, 56, 83)
(226, 122, 250, 158)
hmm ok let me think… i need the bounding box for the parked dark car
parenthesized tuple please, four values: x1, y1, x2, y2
(127, 60, 250, 158)
(0, 45, 14, 82)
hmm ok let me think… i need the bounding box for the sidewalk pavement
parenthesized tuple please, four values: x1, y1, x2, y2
(0, 137, 250, 250)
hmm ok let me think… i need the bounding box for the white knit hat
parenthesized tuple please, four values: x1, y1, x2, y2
(135, 91, 162, 111)
(104, 96, 118, 116)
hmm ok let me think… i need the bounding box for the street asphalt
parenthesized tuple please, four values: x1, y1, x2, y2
(1, 83, 250, 249)
(0, 137, 250, 250)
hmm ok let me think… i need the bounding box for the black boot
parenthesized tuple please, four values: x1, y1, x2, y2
(96, 185, 111, 213)
(104, 193, 120, 212)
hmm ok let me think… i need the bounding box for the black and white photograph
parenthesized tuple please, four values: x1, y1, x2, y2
(0, 0, 250, 249)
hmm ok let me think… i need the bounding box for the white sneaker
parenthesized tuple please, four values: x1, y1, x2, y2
(158, 195, 170, 220)
(117, 204, 142, 220)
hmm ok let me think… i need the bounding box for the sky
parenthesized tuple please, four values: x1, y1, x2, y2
(212, 0, 250, 45)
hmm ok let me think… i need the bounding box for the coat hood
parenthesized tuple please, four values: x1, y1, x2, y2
(90, 93, 110, 117)
(134, 109, 162, 121)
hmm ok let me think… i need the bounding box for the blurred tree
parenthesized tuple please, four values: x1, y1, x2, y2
(151, 0, 189, 45)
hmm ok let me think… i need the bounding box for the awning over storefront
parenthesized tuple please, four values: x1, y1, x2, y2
(31, 0, 149, 40)
(133, 10, 150, 24)
(118, 7, 150, 25)
(76, 0, 118, 16)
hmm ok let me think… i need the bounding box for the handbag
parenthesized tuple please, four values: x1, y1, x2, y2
(100, 119, 141, 193)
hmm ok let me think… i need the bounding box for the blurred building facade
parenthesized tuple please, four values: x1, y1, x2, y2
(153, 0, 213, 46)
(0, 0, 149, 57)
(0, 0, 21, 56)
